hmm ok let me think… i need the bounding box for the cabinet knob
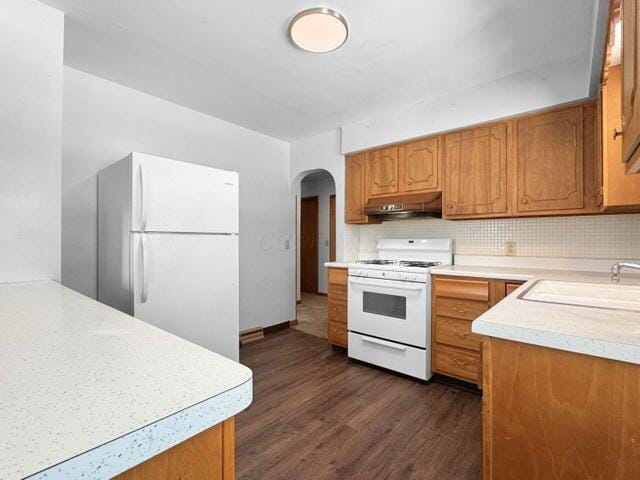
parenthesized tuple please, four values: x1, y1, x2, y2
(521, 197, 529, 205)
(407, 179, 413, 185)
(613, 129, 623, 140)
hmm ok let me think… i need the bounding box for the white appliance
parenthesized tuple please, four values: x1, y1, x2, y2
(347, 239, 453, 380)
(98, 153, 240, 361)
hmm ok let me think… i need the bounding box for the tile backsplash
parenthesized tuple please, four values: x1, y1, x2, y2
(344, 214, 640, 260)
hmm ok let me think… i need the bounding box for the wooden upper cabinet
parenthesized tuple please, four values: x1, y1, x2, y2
(345, 153, 379, 224)
(366, 146, 399, 197)
(516, 107, 584, 213)
(400, 137, 440, 193)
(515, 103, 600, 216)
(603, 65, 640, 211)
(622, 0, 640, 173)
(442, 123, 510, 218)
(345, 153, 367, 223)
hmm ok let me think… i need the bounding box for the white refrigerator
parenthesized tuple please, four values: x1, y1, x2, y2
(98, 152, 239, 361)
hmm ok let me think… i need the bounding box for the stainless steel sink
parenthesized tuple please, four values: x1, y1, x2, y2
(519, 280, 640, 312)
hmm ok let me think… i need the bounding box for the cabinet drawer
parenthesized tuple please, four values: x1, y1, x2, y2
(328, 285, 347, 302)
(433, 277, 490, 301)
(434, 298, 488, 321)
(328, 320, 347, 347)
(348, 332, 428, 380)
(328, 298, 347, 324)
(434, 344, 480, 382)
(328, 268, 348, 286)
(435, 317, 482, 352)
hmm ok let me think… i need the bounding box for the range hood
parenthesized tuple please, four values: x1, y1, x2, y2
(363, 192, 442, 220)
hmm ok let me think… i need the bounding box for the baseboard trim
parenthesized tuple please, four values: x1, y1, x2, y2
(239, 327, 264, 345)
(240, 320, 294, 345)
(296, 299, 302, 304)
(289, 319, 299, 327)
(264, 320, 291, 335)
(316, 292, 327, 297)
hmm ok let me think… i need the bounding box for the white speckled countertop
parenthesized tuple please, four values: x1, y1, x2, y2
(432, 265, 640, 365)
(0, 281, 252, 480)
(324, 261, 350, 268)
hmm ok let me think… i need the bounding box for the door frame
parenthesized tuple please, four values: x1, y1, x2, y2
(329, 194, 336, 262)
(300, 196, 319, 294)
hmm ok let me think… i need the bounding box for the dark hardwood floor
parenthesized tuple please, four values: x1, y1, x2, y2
(236, 328, 482, 480)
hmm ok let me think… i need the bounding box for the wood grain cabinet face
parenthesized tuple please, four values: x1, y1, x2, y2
(602, 65, 640, 211)
(367, 146, 399, 197)
(443, 123, 509, 218)
(516, 107, 585, 213)
(483, 339, 640, 480)
(327, 267, 348, 347)
(400, 137, 440, 193)
(345, 153, 367, 223)
(622, 0, 640, 173)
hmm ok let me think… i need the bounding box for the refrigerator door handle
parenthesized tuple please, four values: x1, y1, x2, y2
(139, 164, 148, 231)
(140, 233, 149, 303)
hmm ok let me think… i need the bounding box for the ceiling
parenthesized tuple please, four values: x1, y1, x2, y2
(42, 0, 602, 141)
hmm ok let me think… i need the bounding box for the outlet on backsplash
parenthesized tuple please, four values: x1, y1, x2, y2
(506, 241, 517, 256)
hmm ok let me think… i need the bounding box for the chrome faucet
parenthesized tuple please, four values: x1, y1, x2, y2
(610, 262, 640, 283)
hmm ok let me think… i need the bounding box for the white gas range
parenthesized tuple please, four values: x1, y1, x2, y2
(347, 239, 453, 380)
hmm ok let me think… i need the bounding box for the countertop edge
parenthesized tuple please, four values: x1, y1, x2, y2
(430, 267, 535, 281)
(26, 378, 253, 480)
(324, 262, 349, 268)
(472, 319, 640, 365)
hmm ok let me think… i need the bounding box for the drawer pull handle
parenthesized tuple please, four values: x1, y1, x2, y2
(613, 128, 623, 140)
(453, 306, 468, 314)
(362, 336, 406, 351)
(453, 358, 469, 368)
(454, 330, 469, 339)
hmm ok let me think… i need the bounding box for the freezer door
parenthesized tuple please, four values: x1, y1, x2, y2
(131, 232, 239, 361)
(131, 153, 238, 233)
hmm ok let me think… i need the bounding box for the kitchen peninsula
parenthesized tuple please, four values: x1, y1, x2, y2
(0, 281, 252, 480)
(433, 264, 640, 479)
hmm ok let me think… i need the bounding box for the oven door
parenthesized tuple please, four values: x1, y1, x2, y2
(348, 276, 428, 348)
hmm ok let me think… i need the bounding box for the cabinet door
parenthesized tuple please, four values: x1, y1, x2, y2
(400, 137, 440, 193)
(623, 0, 640, 172)
(443, 123, 509, 218)
(366, 146, 399, 197)
(603, 65, 640, 210)
(345, 153, 367, 223)
(516, 107, 585, 213)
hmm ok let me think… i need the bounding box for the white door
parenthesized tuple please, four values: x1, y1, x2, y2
(131, 232, 239, 361)
(131, 153, 239, 234)
(348, 276, 429, 348)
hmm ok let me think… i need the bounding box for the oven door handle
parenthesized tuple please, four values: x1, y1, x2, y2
(349, 278, 424, 291)
(361, 336, 407, 351)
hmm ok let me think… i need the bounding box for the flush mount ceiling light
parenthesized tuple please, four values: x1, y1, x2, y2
(288, 7, 349, 53)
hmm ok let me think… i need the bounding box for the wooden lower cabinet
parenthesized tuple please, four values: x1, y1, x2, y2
(431, 275, 524, 385)
(115, 418, 235, 480)
(482, 338, 640, 479)
(327, 267, 348, 347)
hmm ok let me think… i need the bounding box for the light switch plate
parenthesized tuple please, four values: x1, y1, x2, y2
(506, 241, 517, 256)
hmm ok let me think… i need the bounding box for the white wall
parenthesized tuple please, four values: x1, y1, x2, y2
(62, 67, 294, 330)
(0, 0, 63, 283)
(301, 174, 335, 294)
(342, 56, 592, 153)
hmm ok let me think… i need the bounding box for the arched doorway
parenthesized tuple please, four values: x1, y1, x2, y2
(292, 169, 336, 339)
